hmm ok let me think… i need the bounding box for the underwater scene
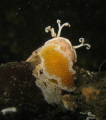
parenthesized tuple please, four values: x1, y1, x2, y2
(0, 0, 106, 120)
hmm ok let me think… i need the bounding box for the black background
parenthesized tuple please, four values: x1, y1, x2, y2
(0, 0, 106, 71)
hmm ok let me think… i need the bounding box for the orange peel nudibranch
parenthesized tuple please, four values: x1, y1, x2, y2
(39, 43, 76, 92)
(39, 19, 91, 92)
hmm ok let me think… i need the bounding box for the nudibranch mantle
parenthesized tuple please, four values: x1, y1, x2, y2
(38, 19, 91, 92)
(39, 43, 76, 92)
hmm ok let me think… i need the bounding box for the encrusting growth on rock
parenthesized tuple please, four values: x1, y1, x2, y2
(81, 87, 100, 102)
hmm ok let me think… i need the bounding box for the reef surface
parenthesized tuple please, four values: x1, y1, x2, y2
(0, 52, 106, 120)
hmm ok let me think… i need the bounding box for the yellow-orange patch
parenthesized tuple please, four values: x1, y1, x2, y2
(39, 43, 75, 91)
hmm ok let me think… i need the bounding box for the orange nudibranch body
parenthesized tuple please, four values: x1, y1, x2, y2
(39, 43, 76, 92)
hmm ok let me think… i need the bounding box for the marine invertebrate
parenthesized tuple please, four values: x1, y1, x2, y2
(39, 43, 76, 92)
(80, 111, 97, 120)
(1, 107, 17, 115)
(38, 19, 91, 92)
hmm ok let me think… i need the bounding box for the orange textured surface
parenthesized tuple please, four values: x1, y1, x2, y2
(82, 87, 100, 102)
(39, 43, 75, 91)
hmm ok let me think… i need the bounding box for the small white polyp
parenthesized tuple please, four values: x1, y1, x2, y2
(1, 107, 17, 115)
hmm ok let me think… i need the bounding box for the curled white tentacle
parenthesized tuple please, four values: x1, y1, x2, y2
(57, 19, 70, 37)
(45, 26, 56, 37)
(45, 19, 70, 38)
(73, 38, 91, 50)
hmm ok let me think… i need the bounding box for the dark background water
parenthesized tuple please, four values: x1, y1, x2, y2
(0, 0, 106, 71)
